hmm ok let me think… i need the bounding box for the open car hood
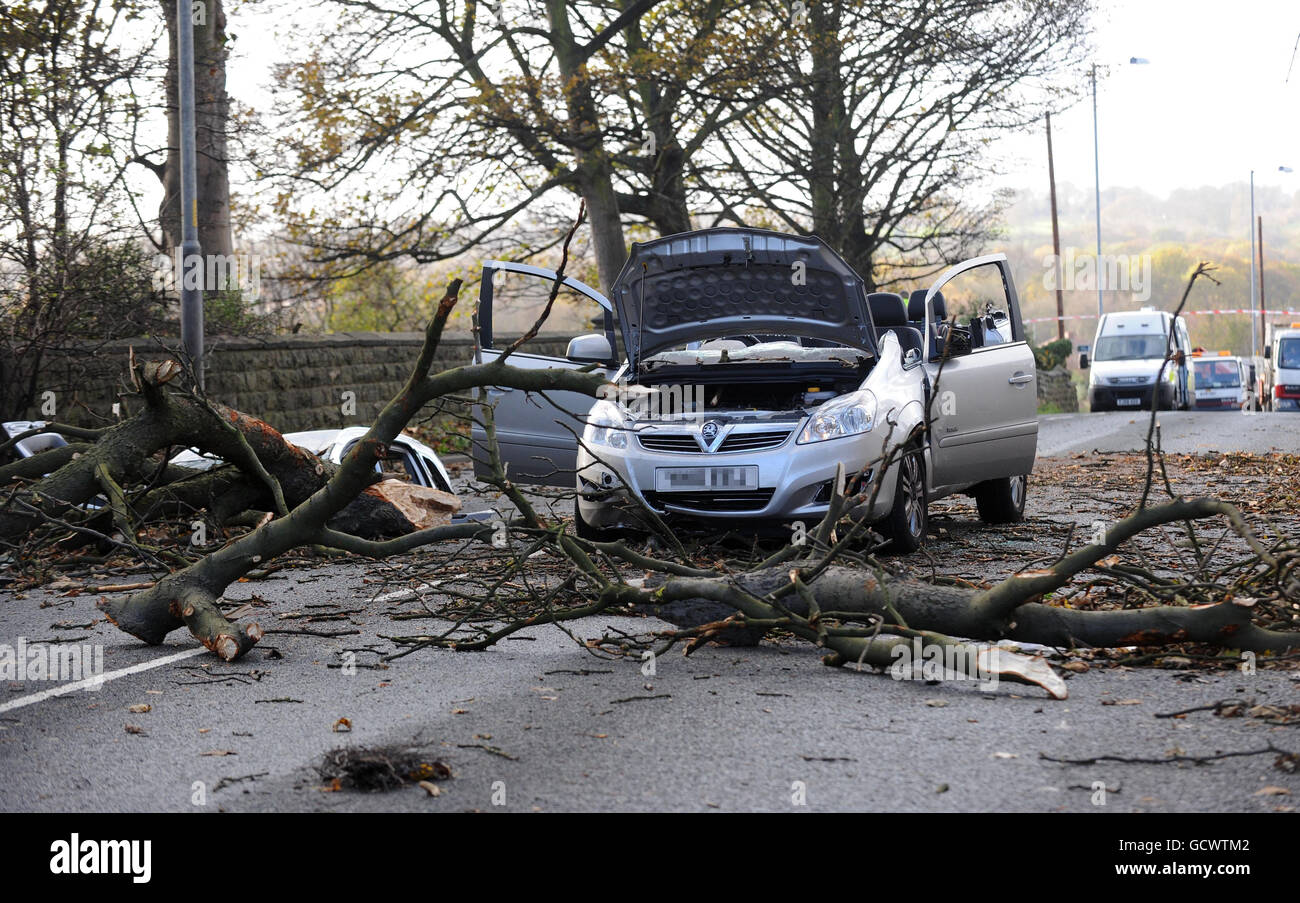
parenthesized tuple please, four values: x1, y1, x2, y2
(610, 228, 876, 368)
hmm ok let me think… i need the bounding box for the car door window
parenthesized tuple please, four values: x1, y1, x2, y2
(931, 263, 1016, 348)
(472, 263, 617, 487)
(920, 256, 1037, 487)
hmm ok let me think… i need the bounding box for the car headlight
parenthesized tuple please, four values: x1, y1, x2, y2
(584, 399, 629, 449)
(798, 390, 876, 443)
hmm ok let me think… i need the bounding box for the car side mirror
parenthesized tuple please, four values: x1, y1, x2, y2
(1264, 346, 1272, 359)
(566, 333, 612, 364)
(1079, 353, 1089, 369)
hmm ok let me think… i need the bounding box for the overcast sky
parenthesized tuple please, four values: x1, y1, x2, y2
(223, 0, 1300, 202)
(992, 0, 1300, 196)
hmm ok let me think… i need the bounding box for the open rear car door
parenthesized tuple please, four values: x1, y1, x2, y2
(471, 262, 618, 486)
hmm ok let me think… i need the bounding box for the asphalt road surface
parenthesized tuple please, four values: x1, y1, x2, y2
(1038, 410, 1300, 457)
(1, 412, 1297, 813)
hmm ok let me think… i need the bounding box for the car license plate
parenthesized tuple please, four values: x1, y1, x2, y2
(1116, 397, 1141, 407)
(655, 465, 758, 492)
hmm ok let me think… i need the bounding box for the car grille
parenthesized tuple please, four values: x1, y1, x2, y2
(637, 430, 791, 453)
(718, 430, 792, 452)
(643, 489, 775, 512)
(638, 433, 702, 453)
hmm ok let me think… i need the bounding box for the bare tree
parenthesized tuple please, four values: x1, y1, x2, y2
(702, 0, 1092, 288)
(263, 0, 785, 291)
(0, 0, 168, 420)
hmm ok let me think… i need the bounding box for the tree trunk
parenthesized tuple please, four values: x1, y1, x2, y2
(159, 0, 233, 259)
(0, 365, 426, 543)
(548, 0, 627, 293)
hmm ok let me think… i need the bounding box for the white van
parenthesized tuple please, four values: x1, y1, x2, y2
(1080, 307, 1192, 411)
(1264, 322, 1300, 412)
(1191, 352, 1249, 410)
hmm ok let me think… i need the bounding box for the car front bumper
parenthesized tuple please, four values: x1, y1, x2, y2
(576, 427, 899, 531)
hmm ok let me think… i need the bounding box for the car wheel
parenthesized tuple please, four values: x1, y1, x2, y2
(974, 473, 1028, 524)
(881, 444, 927, 553)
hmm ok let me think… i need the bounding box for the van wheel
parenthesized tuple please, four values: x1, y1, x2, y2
(974, 474, 1028, 524)
(882, 444, 927, 553)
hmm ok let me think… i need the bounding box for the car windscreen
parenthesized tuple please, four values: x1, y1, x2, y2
(1194, 360, 1240, 388)
(1093, 333, 1168, 361)
(1280, 337, 1300, 370)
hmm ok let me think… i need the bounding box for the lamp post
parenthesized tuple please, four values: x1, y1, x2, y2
(177, 0, 203, 388)
(1253, 165, 1294, 356)
(1091, 57, 1149, 320)
(1250, 169, 1258, 356)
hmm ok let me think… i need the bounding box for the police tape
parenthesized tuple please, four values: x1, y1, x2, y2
(1022, 309, 1300, 324)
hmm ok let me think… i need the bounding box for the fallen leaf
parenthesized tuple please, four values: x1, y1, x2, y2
(124, 724, 145, 735)
(200, 749, 237, 757)
(1255, 786, 1291, 797)
(925, 699, 948, 708)
(333, 717, 352, 732)
(127, 704, 151, 714)
(418, 780, 442, 797)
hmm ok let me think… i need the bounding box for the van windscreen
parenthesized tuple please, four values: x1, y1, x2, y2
(1280, 337, 1300, 370)
(1194, 359, 1240, 388)
(1094, 334, 1168, 362)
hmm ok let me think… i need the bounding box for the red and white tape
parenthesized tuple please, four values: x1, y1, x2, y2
(1023, 308, 1300, 324)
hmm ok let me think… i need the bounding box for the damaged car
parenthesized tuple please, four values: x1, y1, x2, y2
(471, 228, 1038, 551)
(171, 426, 454, 492)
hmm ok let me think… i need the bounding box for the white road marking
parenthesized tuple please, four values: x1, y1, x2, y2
(0, 646, 208, 715)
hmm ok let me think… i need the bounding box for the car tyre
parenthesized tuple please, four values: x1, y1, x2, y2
(974, 473, 1027, 524)
(881, 443, 927, 553)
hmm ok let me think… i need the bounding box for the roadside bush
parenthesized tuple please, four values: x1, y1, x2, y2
(1032, 337, 1073, 370)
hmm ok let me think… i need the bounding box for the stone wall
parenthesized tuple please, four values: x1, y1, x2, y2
(1036, 366, 1079, 412)
(24, 332, 570, 433)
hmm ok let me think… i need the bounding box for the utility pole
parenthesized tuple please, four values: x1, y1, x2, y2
(178, 0, 204, 388)
(1090, 63, 1103, 320)
(1046, 112, 1065, 341)
(1258, 215, 1266, 331)
(1249, 170, 1257, 359)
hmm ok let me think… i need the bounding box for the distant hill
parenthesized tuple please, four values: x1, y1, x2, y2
(996, 183, 1300, 353)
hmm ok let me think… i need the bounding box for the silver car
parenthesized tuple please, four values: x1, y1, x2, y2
(472, 228, 1038, 551)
